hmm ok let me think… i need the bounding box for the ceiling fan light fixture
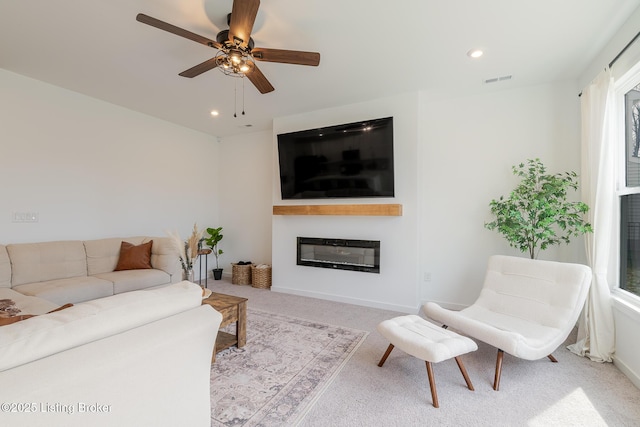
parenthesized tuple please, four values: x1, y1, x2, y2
(215, 50, 254, 77)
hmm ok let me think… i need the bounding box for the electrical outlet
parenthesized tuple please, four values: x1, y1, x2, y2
(424, 272, 431, 282)
(11, 211, 39, 223)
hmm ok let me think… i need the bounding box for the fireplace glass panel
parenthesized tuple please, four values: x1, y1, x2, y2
(297, 237, 380, 273)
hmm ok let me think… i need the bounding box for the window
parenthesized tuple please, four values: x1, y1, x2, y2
(625, 85, 640, 186)
(619, 83, 640, 298)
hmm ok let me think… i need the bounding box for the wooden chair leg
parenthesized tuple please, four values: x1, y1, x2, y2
(377, 344, 394, 367)
(547, 354, 558, 363)
(425, 361, 439, 408)
(493, 349, 504, 391)
(454, 356, 474, 391)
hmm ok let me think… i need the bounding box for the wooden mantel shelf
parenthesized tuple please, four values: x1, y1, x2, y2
(272, 204, 403, 216)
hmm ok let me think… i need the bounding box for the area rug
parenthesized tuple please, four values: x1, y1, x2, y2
(210, 309, 368, 427)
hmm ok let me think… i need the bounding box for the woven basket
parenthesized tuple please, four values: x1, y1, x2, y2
(251, 265, 272, 289)
(231, 263, 252, 285)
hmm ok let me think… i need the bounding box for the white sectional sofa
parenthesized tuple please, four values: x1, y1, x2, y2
(0, 281, 222, 427)
(0, 237, 223, 426)
(0, 236, 181, 305)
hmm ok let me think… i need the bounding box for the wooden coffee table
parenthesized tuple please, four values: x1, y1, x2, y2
(202, 292, 248, 362)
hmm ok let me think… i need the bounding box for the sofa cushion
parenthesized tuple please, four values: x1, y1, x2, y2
(0, 245, 10, 288)
(93, 269, 171, 294)
(7, 241, 88, 287)
(12, 276, 113, 305)
(0, 281, 204, 371)
(84, 237, 148, 275)
(115, 240, 153, 271)
(148, 237, 181, 279)
(0, 288, 59, 315)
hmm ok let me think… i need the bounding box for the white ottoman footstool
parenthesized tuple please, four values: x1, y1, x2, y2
(377, 315, 478, 408)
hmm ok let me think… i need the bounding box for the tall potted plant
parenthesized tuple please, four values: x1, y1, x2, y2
(204, 227, 224, 280)
(485, 158, 592, 259)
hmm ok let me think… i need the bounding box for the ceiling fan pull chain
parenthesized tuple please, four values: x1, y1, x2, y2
(242, 77, 246, 116)
(234, 79, 237, 118)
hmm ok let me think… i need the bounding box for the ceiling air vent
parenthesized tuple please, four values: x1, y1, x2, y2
(484, 75, 513, 84)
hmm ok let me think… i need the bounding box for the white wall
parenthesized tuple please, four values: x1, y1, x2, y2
(0, 69, 221, 280)
(272, 92, 420, 313)
(217, 130, 273, 276)
(580, 6, 640, 87)
(613, 300, 640, 389)
(419, 81, 584, 309)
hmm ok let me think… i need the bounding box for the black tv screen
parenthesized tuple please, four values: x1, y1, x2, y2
(277, 117, 394, 199)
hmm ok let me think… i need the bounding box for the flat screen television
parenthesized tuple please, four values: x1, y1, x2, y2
(277, 116, 394, 199)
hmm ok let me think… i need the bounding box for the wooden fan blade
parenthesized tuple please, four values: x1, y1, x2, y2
(136, 13, 221, 49)
(252, 48, 320, 66)
(179, 57, 219, 78)
(245, 63, 274, 94)
(228, 0, 260, 47)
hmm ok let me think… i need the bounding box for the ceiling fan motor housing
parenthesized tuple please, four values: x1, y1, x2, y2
(216, 29, 255, 50)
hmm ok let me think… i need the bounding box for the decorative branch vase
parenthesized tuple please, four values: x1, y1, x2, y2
(185, 268, 194, 282)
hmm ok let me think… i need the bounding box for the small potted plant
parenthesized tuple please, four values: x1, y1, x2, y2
(485, 158, 592, 259)
(204, 227, 224, 280)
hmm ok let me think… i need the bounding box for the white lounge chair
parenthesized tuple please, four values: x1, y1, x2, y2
(422, 255, 592, 390)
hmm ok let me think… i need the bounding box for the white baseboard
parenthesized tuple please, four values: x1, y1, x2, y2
(613, 355, 640, 390)
(270, 286, 419, 314)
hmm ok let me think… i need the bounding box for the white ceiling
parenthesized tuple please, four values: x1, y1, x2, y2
(1, 0, 639, 138)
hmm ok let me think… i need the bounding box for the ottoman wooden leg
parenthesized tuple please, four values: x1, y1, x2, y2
(425, 361, 439, 408)
(454, 356, 474, 391)
(377, 344, 395, 367)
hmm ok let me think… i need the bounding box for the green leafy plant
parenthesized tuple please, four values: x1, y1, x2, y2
(203, 227, 224, 269)
(485, 158, 592, 259)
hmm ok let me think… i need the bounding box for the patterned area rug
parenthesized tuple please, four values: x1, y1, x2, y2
(210, 309, 368, 427)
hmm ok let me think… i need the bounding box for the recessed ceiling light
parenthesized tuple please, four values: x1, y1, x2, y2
(210, 110, 219, 117)
(467, 49, 484, 59)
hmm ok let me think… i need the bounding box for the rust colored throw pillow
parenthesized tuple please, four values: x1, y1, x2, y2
(114, 240, 153, 271)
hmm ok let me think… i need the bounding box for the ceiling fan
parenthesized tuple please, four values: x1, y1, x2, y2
(136, 0, 320, 94)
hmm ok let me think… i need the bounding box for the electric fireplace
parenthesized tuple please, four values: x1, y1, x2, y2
(297, 237, 380, 273)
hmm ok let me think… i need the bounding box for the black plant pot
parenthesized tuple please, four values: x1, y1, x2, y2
(213, 268, 223, 280)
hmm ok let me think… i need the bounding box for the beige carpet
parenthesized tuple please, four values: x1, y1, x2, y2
(210, 308, 367, 426)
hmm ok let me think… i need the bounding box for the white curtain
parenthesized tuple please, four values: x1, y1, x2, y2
(567, 69, 616, 362)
